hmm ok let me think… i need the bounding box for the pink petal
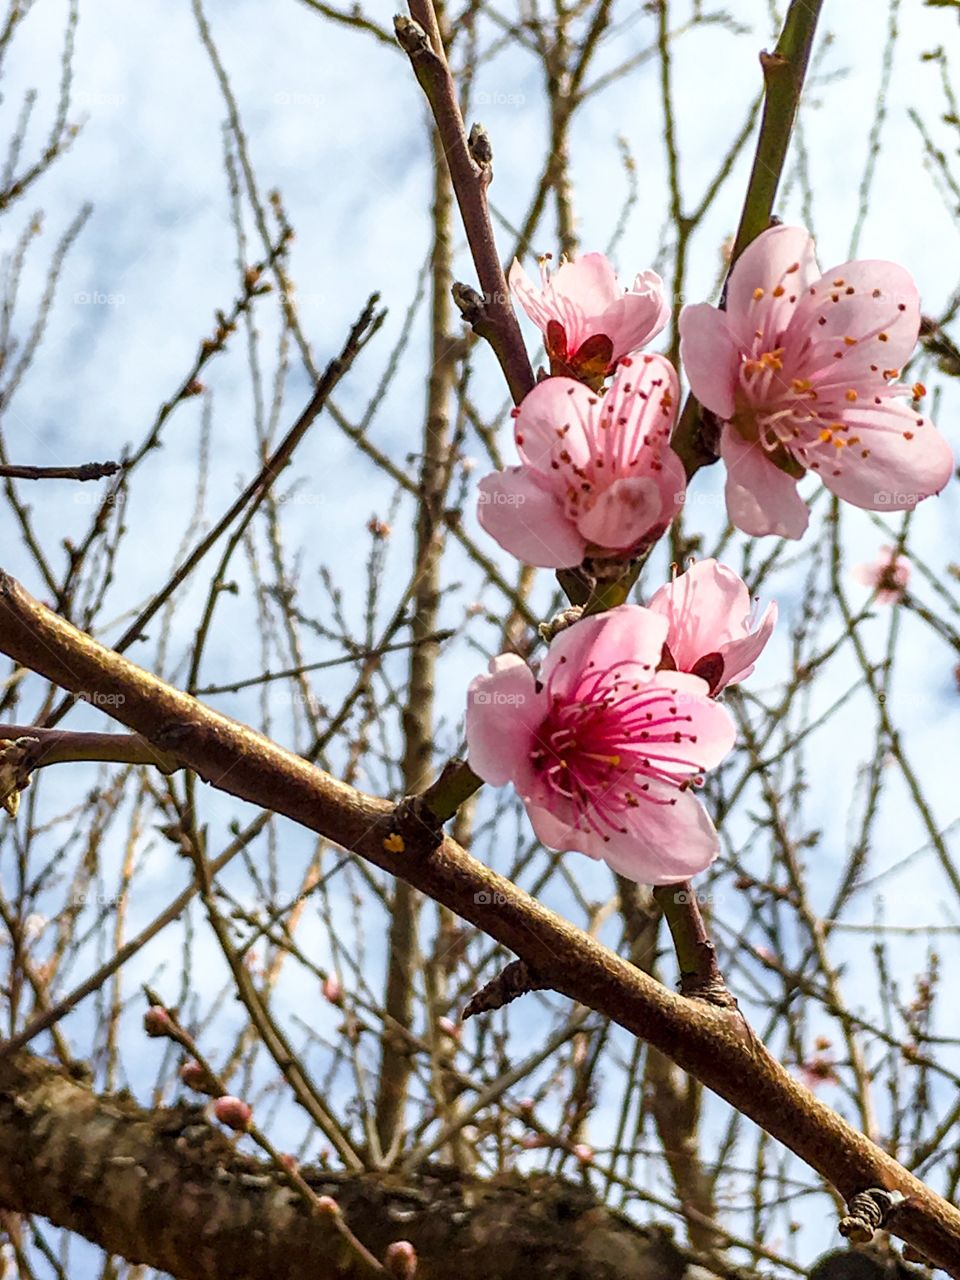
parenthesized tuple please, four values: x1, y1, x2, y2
(678, 304, 739, 419)
(550, 252, 620, 314)
(720, 426, 810, 538)
(650, 673, 737, 770)
(817, 403, 953, 511)
(725, 225, 820, 345)
(538, 605, 668, 698)
(513, 376, 593, 472)
(719, 600, 778, 686)
(598, 271, 670, 361)
(576, 475, 662, 551)
(653, 445, 688, 528)
(508, 258, 551, 332)
(792, 259, 920, 379)
(648, 558, 751, 665)
(590, 787, 722, 885)
(465, 655, 543, 787)
(477, 468, 586, 568)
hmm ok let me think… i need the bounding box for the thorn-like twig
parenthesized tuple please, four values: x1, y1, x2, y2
(0, 460, 121, 481)
(462, 959, 546, 1020)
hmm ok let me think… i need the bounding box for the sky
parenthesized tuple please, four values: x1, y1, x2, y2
(2, 0, 960, 1272)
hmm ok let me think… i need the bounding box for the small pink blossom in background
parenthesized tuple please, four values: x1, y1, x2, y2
(322, 973, 343, 1005)
(510, 252, 669, 385)
(799, 1053, 840, 1090)
(647, 558, 777, 694)
(213, 1095, 252, 1132)
(437, 1016, 461, 1040)
(477, 356, 686, 569)
(680, 224, 953, 538)
(465, 605, 736, 885)
(384, 1240, 418, 1280)
(316, 1195, 340, 1216)
(572, 1143, 594, 1164)
(851, 545, 910, 604)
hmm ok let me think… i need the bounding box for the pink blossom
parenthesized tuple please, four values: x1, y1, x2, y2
(646, 558, 777, 694)
(679, 225, 953, 538)
(477, 357, 686, 569)
(510, 252, 669, 384)
(851, 545, 910, 604)
(465, 605, 736, 884)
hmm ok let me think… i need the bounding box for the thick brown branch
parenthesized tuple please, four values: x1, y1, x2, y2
(0, 1048, 693, 1280)
(1, 574, 960, 1271)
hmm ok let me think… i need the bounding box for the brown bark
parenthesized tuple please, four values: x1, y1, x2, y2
(0, 1048, 689, 1280)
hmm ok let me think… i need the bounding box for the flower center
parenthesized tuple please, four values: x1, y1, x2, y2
(528, 665, 706, 842)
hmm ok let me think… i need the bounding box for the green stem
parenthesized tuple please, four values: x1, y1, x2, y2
(730, 0, 825, 259)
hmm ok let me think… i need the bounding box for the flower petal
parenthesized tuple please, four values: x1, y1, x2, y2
(598, 270, 670, 361)
(720, 426, 810, 538)
(678, 304, 739, 419)
(647, 558, 751, 666)
(550, 252, 621, 315)
(513, 376, 594, 473)
(576, 475, 662, 551)
(792, 259, 921, 381)
(477, 467, 586, 568)
(817, 402, 953, 511)
(538, 605, 668, 699)
(719, 600, 778, 686)
(592, 787, 722, 885)
(725, 225, 820, 347)
(465, 655, 543, 788)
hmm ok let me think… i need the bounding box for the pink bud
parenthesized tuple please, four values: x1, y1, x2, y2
(279, 1153, 299, 1174)
(143, 1005, 174, 1038)
(315, 1195, 340, 1217)
(322, 974, 343, 1006)
(437, 1016, 460, 1040)
(213, 1095, 252, 1132)
(180, 1060, 214, 1094)
(572, 1143, 594, 1164)
(520, 1134, 546, 1150)
(384, 1240, 418, 1279)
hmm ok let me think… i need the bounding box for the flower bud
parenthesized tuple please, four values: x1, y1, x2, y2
(213, 1095, 252, 1132)
(322, 974, 343, 1006)
(384, 1240, 417, 1279)
(143, 1005, 174, 1038)
(180, 1060, 215, 1095)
